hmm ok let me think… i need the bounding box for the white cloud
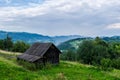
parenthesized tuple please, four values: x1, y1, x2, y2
(107, 23, 120, 29)
(0, 0, 120, 36)
(0, 0, 120, 19)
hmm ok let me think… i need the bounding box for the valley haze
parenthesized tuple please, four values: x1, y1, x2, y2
(0, 30, 83, 45)
(0, 30, 120, 46)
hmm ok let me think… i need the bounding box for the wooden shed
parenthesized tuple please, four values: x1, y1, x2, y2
(17, 42, 61, 64)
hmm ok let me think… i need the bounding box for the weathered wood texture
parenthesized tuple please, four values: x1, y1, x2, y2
(17, 43, 61, 64)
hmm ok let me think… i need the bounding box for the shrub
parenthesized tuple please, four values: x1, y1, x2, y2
(60, 50, 76, 61)
(17, 60, 43, 71)
(17, 60, 35, 70)
(100, 58, 113, 71)
(12, 41, 30, 53)
(112, 58, 120, 69)
(17, 60, 55, 71)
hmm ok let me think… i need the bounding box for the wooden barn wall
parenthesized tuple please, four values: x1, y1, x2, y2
(44, 46, 60, 64)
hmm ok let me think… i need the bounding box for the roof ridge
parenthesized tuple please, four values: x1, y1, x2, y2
(40, 43, 52, 57)
(17, 42, 61, 62)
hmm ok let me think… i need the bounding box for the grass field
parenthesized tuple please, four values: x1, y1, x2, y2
(0, 50, 120, 80)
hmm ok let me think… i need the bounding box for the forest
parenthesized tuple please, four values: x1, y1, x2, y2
(61, 37, 120, 71)
(0, 36, 120, 79)
(1, 35, 120, 71)
(0, 35, 30, 53)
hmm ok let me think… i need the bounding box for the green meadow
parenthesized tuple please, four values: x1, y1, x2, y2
(0, 50, 120, 80)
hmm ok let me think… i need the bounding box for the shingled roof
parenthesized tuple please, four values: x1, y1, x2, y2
(17, 42, 61, 62)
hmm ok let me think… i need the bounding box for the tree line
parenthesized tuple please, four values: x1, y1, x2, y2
(0, 35, 30, 53)
(61, 37, 120, 70)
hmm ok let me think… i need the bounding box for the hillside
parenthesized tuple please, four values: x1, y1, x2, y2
(58, 37, 120, 51)
(103, 36, 120, 42)
(0, 31, 82, 45)
(1, 31, 120, 46)
(0, 50, 120, 80)
(58, 38, 92, 51)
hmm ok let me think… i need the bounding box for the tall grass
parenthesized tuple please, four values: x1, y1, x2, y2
(0, 52, 120, 80)
(17, 60, 53, 71)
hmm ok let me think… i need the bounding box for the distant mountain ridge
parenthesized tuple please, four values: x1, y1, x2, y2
(0, 31, 83, 45)
(58, 36, 120, 51)
(0, 31, 120, 46)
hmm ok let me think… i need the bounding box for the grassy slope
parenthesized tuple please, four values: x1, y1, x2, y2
(0, 50, 120, 80)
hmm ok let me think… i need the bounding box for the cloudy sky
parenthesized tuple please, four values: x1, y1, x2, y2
(0, 0, 120, 36)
